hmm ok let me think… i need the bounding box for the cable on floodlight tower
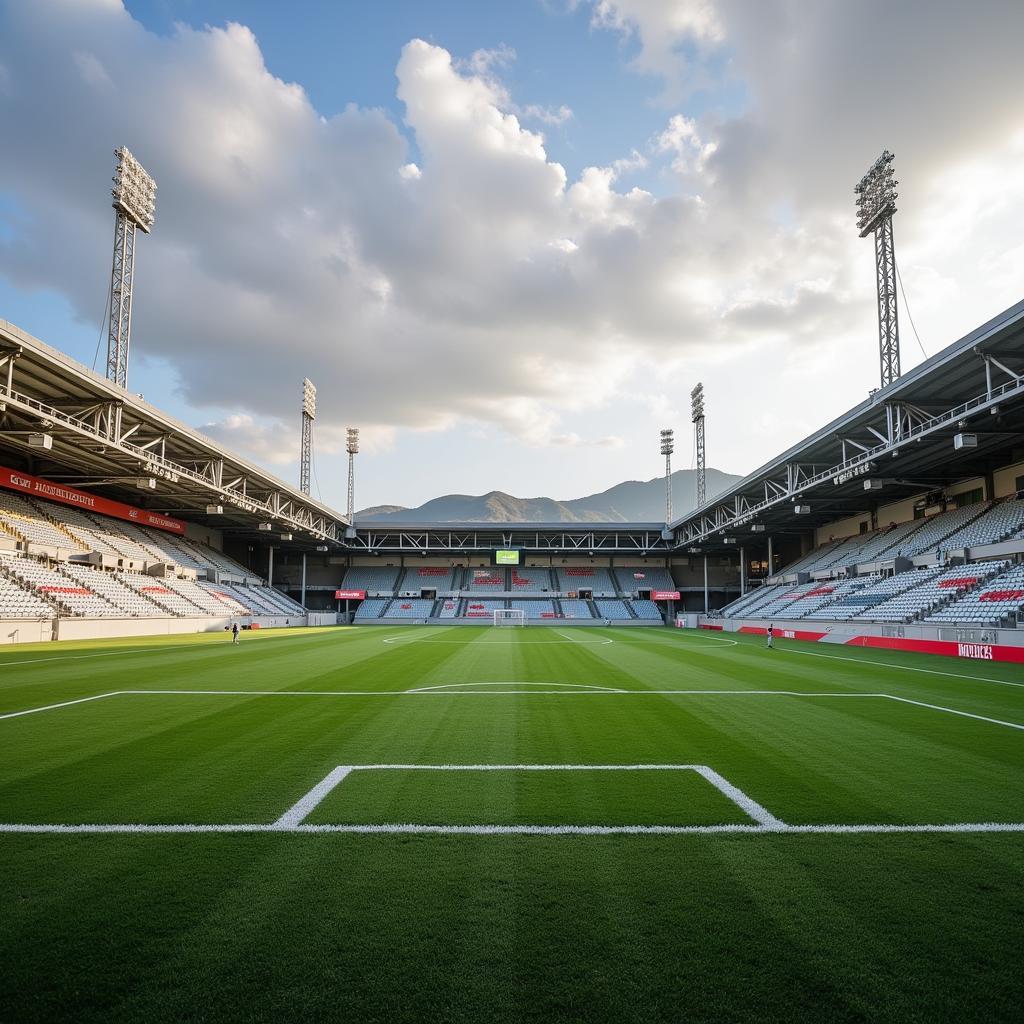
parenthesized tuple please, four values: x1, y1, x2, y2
(855, 149, 901, 388)
(346, 427, 360, 522)
(660, 428, 674, 524)
(107, 147, 156, 389)
(299, 378, 316, 495)
(691, 382, 706, 507)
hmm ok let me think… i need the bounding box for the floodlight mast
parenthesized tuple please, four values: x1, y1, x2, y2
(107, 147, 156, 389)
(691, 382, 706, 507)
(855, 150, 900, 388)
(660, 429, 674, 524)
(299, 378, 316, 495)
(346, 427, 360, 522)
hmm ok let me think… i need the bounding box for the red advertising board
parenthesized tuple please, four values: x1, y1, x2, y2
(334, 589, 366, 600)
(844, 634, 1024, 663)
(0, 465, 186, 535)
(652, 590, 681, 601)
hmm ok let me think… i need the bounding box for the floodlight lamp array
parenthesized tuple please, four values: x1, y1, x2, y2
(111, 147, 156, 232)
(854, 149, 897, 237)
(690, 382, 705, 422)
(346, 427, 360, 454)
(302, 378, 317, 419)
(660, 428, 674, 456)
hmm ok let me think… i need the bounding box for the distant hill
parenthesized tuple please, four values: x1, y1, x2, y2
(356, 468, 742, 524)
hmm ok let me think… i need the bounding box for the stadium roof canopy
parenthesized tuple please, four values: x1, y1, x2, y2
(671, 298, 1024, 551)
(0, 320, 347, 548)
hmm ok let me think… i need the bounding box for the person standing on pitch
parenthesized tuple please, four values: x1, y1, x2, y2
(766, 624, 774, 649)
(231, 621, 240, 645)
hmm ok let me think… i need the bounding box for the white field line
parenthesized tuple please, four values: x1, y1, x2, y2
(778, 644, 1024, 689)
(4, 690, 1022, 732)
(405, 681, 627, 693)
(0, 692, 122, 721)
(274, 766, 352, 828)
(385, 635, 615, 645)
(693, 766, 786, 828)
(276, 763, 778, 829)
(3, 821, 1024, 836)
(883, 695, 1024, 731)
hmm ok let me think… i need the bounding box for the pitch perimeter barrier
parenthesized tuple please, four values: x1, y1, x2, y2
(692, 616, 1024, 663)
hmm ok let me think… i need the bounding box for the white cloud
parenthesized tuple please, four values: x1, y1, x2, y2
(0, 0, 1023, 497)
(520, 103, 573, 126)
(589, 0, 724, 103)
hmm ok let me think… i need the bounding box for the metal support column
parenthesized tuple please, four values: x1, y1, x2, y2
(107, 213, 137, 388)
(267, 545, 274, 587)
(703, 555, 709, 614)
(767, 536, 774, 578)
(740, 546, 746, 595)
(301, 552, 307, 608)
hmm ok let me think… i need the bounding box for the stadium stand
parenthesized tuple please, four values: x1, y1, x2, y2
(925, 563, 1024, 625)
(594, 598, 631, 620)
(855, 563, 1008, 623)
(61, 564, 166, 617)
(615, 567, 675, 595)
(437, 599, 461, 619)
(559, 598, 593, 619)
(556, 567, 617, 596)
(803, 567, 946, 621)
(354, 598, 390, 620)
(509, 568, 554, 591)
(882, 503, 991, 558)
(777, 576, 881, 619)
(0, 492, 86, 553)
(404, 566, 458, 592)
(385, 598, 435, 618)
(629, 599, 664, 621)
(462, 599, 504, 619)
(341, 566, 401, 594)
(509, 599, 556, 618)
(937, 498, 1024, 550)
(116, 573, 203, 616)
(0, 557, 117, 616)
(463, 569, 506, 591)
(0, 557, 54, 617)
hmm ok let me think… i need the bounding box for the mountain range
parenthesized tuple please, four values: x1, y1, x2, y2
(356, 468, 742, 524)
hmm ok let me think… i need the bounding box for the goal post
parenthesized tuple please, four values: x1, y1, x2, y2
(493, 608, 526, 627)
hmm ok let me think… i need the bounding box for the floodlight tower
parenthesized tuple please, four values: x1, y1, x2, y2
(299, 378, 316, 495)
(855, 150, 901, 388)
(660, 429, 674, 524)
(691, 382, 706, 507)
(107, 147, 157, 389)
(346, 427, 360, 522)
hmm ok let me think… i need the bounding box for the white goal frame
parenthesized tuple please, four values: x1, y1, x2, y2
(493, 608, 526, 627)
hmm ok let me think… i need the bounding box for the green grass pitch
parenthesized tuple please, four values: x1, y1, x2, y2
(1, 624, 1022, 1022)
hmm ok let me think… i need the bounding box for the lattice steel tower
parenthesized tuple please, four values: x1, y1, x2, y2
(691, 383, 706, 507)
(299, 378, 316, 495)
(855, 150, 900, 388)
(660, 429, 674, 524)
(346, 427, 360, 522)
(107, 147, 156, 389)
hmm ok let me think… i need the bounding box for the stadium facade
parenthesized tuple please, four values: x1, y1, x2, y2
(1, 298, 1022, 658)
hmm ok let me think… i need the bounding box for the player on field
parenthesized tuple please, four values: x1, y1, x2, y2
(766, 624, 774, 649)
(231, 621, 240, 645)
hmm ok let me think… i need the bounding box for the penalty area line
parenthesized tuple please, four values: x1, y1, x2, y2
(3, 821, 1024, 836)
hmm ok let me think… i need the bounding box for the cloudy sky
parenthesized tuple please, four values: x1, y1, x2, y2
(1, 0, 1022, 511)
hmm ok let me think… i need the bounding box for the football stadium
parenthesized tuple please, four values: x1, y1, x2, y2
(3, 5, 1024, 1024)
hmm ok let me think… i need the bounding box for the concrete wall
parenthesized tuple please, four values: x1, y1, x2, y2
(0, 614, 317, 644)
(994, 460, 1024, 498)
(0, 619, 52, 644)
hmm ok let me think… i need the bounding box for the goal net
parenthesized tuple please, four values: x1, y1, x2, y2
(493, 608, 526, 627)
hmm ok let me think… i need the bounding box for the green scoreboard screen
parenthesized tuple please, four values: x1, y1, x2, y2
(493, 549, 522, 566)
